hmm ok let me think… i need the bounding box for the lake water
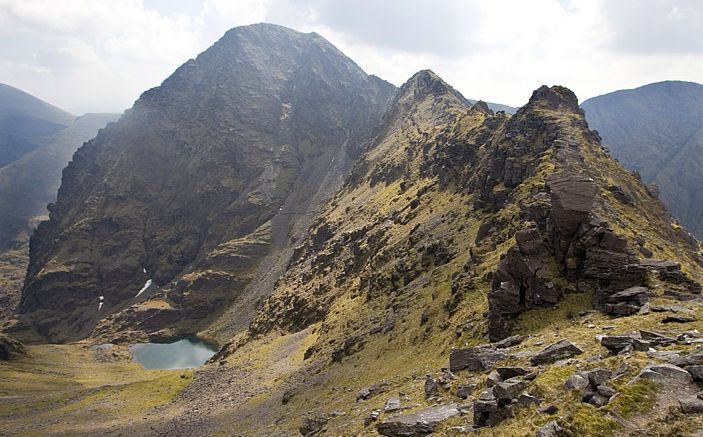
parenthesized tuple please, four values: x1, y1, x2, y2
(129, 338, 218, 370)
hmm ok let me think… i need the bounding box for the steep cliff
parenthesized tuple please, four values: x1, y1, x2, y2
(16, 24, 395, 342)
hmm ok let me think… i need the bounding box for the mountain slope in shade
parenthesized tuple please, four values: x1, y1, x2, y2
(582, 81, 703, 238)
(15, 23, 395, 342)
(0, 84, 75, 169)
(0, 113, 119, 322)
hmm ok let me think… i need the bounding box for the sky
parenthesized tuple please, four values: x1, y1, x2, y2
(1, 0, 702, 114)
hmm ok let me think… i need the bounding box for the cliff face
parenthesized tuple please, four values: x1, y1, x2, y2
(582, 81, 703, 238)
(17, 24, 395, 342)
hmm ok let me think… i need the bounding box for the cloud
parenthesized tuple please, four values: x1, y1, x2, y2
(0, 0, 701, 113)
(599, 0, 703, 54)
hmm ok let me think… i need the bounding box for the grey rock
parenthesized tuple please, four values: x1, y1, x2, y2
(425, 375, 439, 398)
(537, 404, 559, 415)
(600, 335, 638, 354)
(449, 347, 506, 372)
(456, 384, 477, 399)
(364, 410, 381, 426)
(531, 340, 584, 365)
(639, 363, 693, 384)
(299, 415, 328, 436)
(597, 385, 617, 398)
(517, 393, 543, 405)
(684, 365, 703, 380)
(473, 398, 512, 428)
(585, 368, 612, 387)
(377, 404, 460, 436)
(663, 313, 697, 323)
(493, 379, 530, 403)
(670, 348, 703, 367)
(587, 393, 610, 407)
(679, 396, 703, 414)
(565, 373, 589, 391)
(385, 396, 402, 412)
(494, 335, 525, 349)
(640, 330, 676, 345)
(535, 420, 566, 437)
(486, 370, 502, 387)
(496, 367, 533, 380)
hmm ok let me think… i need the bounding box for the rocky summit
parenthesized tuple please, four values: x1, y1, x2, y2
(3, 23, 703, 437)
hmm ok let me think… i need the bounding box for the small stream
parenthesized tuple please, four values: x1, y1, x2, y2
(129, 338, 218, 370)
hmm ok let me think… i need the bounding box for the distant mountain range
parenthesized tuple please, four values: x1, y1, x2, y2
(0, 84, 118, 321)
(582, 81, 703, 238)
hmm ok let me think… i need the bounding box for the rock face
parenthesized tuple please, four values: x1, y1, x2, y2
(376, 404, 460, 437)
(16, 24, 395, 342)
(486, 85, 702, 340)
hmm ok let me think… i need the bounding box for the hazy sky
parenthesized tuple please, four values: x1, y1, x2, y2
(1, 0, 702, 114)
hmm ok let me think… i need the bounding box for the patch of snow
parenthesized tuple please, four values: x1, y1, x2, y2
(142, 268, 147, 274)
(98, 295, 104, 311)
(98, 302, 103, 311)
(136, 279, 153, 297)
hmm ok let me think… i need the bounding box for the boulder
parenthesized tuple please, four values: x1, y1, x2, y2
(597, 385, 617, 398)
(456, 384, 476, 399)
(679, 396, 703, 414)
(663, 313, 697, 323)
(385, 396, 402, 412)
(518, 393, 543, 406)
(640, 330, 676, 345)
(585, 368, 612, 387)
(670, 349, 703, 367)
(638, 363, 693, 384)
(493, 379, 530, 403)
(494, 335, 525, 349)
(425, 375, 439, 398)
(496, 367, 533, 380)
(600, 335, 638, 354)
(299, 415, 328, 436)
(684, 365, 703, 380)
(535, 421, 566, 437)
(531, 340, 584, 365)
(377, 404, 461, 436)
(538, 405, 559, 415)
(0, 334, 26, 360)
(604, 286, 652, 316)
(473, 391, 512, 428)
(449, 347, 506, 372)
(548, 175, 597, 238)
(564, 373, 589, 391)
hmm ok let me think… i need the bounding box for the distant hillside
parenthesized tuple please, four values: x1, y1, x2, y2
(582, 81, 703, 238)
(0, 112, 118, 321)
(0, 84, 74, 168)
(0, 113, 120, 250)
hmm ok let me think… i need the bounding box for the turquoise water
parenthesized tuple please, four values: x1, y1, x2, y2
(129, 338, 218, 370)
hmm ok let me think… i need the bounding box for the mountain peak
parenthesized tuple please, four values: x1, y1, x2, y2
(399, 69, 465, 103)
(526, 85, 580, 112)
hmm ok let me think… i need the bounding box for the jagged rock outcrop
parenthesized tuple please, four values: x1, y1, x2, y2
(16, 24, 395, 342)
(486, 85, 702, 340)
